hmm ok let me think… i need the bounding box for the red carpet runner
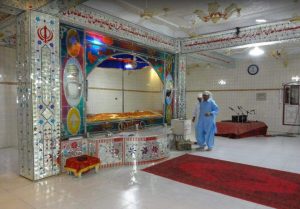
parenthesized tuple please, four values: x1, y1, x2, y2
(143, 154, 300, 209)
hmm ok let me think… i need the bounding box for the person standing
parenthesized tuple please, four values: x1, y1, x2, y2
(192, 93, 202, 140)
(196, 91, 219, 151)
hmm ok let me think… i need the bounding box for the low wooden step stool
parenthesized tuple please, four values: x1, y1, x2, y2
(65, 155, 100, 177)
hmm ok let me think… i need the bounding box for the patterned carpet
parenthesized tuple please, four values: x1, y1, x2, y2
(143, 154, 300, 209)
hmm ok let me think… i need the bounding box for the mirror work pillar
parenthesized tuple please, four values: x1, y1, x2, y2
(175, 54, 187, 119)
(17, 11, 61, 180)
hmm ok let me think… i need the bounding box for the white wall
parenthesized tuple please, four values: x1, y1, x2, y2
(87, 67, 163, 114)
(0, 46, 17, 148)
(186, 56, 300, 134)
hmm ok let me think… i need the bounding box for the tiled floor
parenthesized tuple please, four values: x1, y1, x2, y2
(1, 135, 300, 209)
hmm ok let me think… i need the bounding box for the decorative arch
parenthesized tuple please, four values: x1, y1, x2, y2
(61, 26, 176, 137)
(86, 48, 165, 83)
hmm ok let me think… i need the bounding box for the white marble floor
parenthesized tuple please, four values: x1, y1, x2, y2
(1, 135, 300, 209)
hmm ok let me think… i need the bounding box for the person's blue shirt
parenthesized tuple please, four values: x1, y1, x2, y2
(196, 98, 219, 149)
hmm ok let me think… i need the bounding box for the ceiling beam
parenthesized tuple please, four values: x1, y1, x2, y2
(59, 5, 180, 53)
(0, 0, 88, 16)
(181, 21, 300, 53)
(38, 0, 88, 15)
(0, 15, 16, 48)
(0, 0, 51, 11)
(0, 3, 22, 15)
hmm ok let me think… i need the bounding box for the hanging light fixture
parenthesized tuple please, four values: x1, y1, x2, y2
(249, 47, 264, 56)
(194, 2, 241, 23)
(291, 76, 300, 81)
(124, 55, 137, 70)
(218, 79, 226, 85)
(132, 55, 137, 69)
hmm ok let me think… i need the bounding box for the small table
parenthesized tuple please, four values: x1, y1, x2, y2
(65, 155, 100, 177)
(216, 121, 268, 139)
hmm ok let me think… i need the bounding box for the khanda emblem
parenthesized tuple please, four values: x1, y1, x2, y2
(37, 25, 53, 44)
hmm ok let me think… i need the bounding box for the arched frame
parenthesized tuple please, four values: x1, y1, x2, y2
(86, 52, 163, 113)
(61, 24, 175, 138)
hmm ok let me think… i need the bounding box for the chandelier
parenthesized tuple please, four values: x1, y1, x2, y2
(194, 2, 241, 23)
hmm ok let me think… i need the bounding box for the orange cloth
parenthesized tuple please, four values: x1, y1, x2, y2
(65, 155, 100, 173)
(87, 111, 162, 123)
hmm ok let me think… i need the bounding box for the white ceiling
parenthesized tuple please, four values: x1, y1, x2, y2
(84, 0, 300, 38)
(186, 39, 300, 71)
(83, 0, 300, 67)
(215, 39, 300, 58)
(1, 0, 300, 65)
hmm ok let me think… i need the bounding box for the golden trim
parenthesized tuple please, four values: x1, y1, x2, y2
(125, 89, 161, 93)
(65, 163, 100, 177)
(88, 87, 161, 93)
(187, 88, 281, 92)
(0, 81, 18, 85)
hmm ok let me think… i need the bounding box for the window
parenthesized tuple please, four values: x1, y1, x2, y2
(283, 83, 300, 125)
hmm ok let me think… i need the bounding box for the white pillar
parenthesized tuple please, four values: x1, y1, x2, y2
(175, 54, 187, 119)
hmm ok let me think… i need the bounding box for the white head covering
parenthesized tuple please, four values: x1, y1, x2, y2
(197, 93, 202, 98)
(202, 91, 209, 95)
(203, 91, 212, 98)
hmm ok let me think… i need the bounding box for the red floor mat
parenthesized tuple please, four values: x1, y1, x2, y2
(143, 154, 300, 209)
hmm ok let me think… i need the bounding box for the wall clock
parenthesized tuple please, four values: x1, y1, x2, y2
(247, 64, 259, 75)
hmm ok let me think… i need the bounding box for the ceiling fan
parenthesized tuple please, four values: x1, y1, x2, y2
(269, 48, 289, 67)
(186, 63, 200, 75)
(140, 6, 170, 20)
(223, 48, 248, 56)
(116, 0, 175, 27)
(289, 16, 300, 22)
(186, 62, 212, 75)
(179, 25, 204, 38)
(179, 15, 211, 38)
(187, 63, 201, 69)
